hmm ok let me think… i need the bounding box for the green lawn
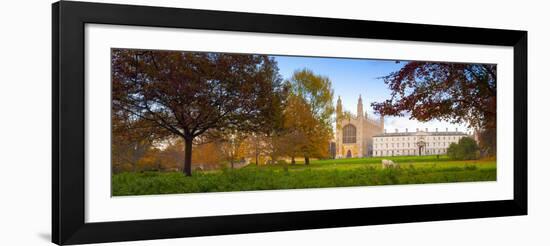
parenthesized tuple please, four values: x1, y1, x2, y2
(112, 155, 496, 196)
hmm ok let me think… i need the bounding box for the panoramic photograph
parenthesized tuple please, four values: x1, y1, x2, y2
(111, 48, 497, 196)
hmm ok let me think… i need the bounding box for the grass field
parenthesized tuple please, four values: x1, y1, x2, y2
(112, 155, 496, 196)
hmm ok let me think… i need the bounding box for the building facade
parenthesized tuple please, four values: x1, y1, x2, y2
(372, 128, 468, 157)
(335, 95, 384, 158)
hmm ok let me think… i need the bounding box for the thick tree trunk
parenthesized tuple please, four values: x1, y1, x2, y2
(304, 155, 310, 165)
(291, 156, 296, 165)
(183, 137, 193, 176)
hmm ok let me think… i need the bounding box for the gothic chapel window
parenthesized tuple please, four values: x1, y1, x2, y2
(342, 124, 356, 143)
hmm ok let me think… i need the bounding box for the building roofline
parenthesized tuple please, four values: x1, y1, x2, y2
(373, 131, 469, 137)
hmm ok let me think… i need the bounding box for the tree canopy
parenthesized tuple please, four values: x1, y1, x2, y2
(447, 137, 479, 160)
(112, 49, 284, 176)
(289, 69, 335, 128)
(284, 69, 334, 164)
(371, 62, 496, 155)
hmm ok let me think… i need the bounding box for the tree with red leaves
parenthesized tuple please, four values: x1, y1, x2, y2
(371, 62, 496, 155)
(112, 49, 284, 176)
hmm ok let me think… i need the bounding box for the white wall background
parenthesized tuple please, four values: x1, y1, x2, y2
(0, 0, 547, 245)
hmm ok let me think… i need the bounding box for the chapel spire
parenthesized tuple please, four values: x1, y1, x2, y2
(336, 96, 342, 121)
(357, 94, 363, 119)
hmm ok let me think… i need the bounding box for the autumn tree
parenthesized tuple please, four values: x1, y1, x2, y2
(286, 69, 334, 164)
(371, 62, 497, 155)
(219, 130, 250, 168)
(253, 79, 289, 165)
(112, 49, 284, 176)
(137, 147, 163, 171)
(246, 133, 270, 166)
(192, 141, 224, 169)
(279, 95, 312, 164)
(111, 111, 167, 173)
(156, 139, 185, 171)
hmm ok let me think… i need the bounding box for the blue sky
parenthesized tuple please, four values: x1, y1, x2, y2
(272, 55, 470, 133)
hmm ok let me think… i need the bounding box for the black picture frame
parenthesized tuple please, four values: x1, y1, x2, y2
(52, 1, 527, 245)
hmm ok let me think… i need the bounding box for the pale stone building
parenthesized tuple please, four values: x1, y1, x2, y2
(372, 128, 468, 157)
(335, 95, 384, 158)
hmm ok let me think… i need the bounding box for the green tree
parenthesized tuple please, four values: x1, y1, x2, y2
(287, 69, 334, 164)
(289, 69, 334, 127)
(447, 137, 479, 160)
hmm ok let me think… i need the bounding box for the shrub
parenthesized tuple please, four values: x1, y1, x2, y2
(447, 137, 479, 160)
(464, 164, 478, 171)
